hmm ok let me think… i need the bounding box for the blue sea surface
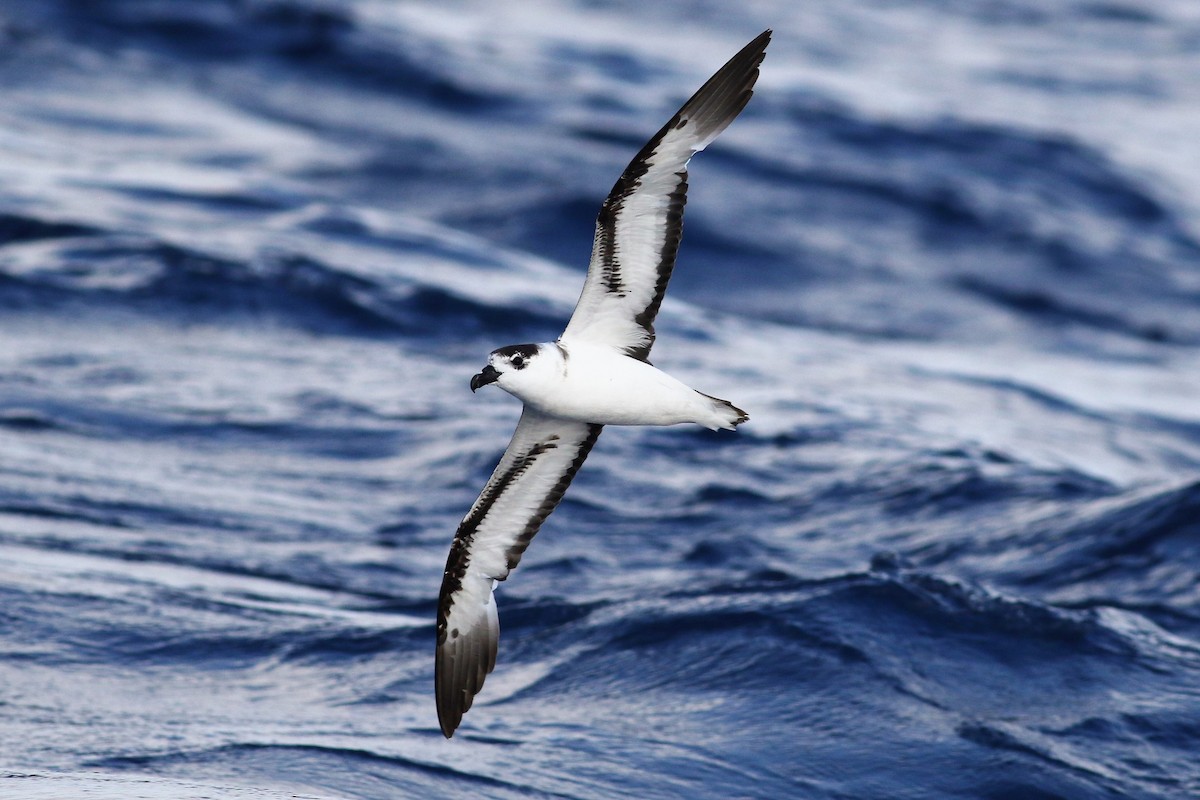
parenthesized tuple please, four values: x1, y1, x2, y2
(3, 1, 1200, 798)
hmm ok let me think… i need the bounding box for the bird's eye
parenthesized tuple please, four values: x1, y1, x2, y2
(512, 356, 525, 368)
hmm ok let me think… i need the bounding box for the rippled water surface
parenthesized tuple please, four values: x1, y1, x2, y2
(3, 1, 1200, 798)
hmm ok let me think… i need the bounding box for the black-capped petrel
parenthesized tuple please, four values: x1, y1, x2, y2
(436, 29, 770, 737)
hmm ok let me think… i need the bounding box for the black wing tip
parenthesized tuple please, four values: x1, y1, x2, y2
(744, 29, 774, 60)
(434, 639, 464, 738)
(435, 585, 500, 738)
(677, 29, 772, 140)
(439, 708, 461, 739)
(435, 619, 497, 739)
(439, 710, 459, 739)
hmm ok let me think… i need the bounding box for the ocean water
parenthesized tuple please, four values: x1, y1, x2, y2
(2, 1, 1200, 798)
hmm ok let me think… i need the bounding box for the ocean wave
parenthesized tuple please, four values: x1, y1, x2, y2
(0, 222, 565, 337)
(2, 771, 339, 800)
(1003, 480, 1200, 623)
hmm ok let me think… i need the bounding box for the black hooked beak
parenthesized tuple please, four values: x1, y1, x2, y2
(470, 365, 500, 393)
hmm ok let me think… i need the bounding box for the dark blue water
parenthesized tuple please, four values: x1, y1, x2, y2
(3, 2, 1200, 798)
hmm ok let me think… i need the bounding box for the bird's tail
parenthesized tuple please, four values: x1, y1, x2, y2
(697, 392, 749, 431)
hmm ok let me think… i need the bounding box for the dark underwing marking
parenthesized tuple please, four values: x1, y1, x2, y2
(435, 423, 602, 645)
(592, 113, 691, 362)
(502, 423, 601, 570)
(437, 436, 557, 645)
(595, 209, 623, 295)
(628, 169, 687, 362)
(595, 120, 663, 297)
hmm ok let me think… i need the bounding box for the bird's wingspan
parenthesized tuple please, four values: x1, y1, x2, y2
(436, 408, 603, 737)
(560, 30, 771, 362)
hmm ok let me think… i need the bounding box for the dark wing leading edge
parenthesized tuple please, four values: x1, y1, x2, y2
(436, 409, 603, 737)
(560, 30, 770, 362)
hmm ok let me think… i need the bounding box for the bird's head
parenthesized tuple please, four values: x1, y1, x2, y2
(470, 342, 559, 396)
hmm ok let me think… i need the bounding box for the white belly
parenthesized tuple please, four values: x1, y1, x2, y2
(515, 342, 707, 426)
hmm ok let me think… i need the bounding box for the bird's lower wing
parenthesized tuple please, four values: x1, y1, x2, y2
(436, 408, 603, 737)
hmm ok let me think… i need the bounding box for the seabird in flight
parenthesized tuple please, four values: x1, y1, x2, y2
(436, 29, 771, 738)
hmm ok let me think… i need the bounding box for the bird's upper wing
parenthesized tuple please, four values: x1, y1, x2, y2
(559, 29, 770, 362)
(436, 408, 603, 737)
